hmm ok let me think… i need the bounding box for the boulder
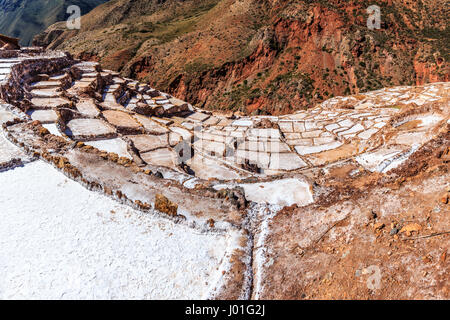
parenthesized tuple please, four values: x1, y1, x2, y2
(0, 34, 20, 50)
(129, 102, 155, 116)
(155, 194, 178, 217)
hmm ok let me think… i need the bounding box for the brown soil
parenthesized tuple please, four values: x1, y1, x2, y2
(256, 133, 450, 299)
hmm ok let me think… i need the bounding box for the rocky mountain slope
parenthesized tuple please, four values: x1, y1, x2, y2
(0, 0, 107, 45)
(35, 0, 449, 115)
(0, 46, 448, 299)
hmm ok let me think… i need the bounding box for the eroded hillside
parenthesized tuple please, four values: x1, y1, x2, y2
(36, 0, 449, 115)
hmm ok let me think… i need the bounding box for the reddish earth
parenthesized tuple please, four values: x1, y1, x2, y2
(35, 0, 449, 115)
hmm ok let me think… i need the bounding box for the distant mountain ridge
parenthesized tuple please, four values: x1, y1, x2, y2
(0, 0, 107, 45)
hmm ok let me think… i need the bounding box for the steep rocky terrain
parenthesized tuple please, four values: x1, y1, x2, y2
(0, 0, 107, 45)
(36, 0, 449, 115)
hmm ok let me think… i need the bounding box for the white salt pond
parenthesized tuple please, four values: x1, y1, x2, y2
(240, 178, 314, 206)
(0, 161, 233, 299)
(356, 144, 420, 173)
(42, 123, 63, 137)
(0, 130, 26, 164)
(85, 138, 132, 159)
(215, 178, 314, 207)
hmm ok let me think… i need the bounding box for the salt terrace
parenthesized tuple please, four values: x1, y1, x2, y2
(0, 48, 449, 299)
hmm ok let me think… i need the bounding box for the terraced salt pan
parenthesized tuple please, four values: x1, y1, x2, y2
(381, 144, 420, 173)
(76, 100, 100, 117)
(269, 153, 308, 171)
(0, 107, 15, 124)
(30, 88, 61, 98)
(102, 110, 142, 129)
(66, 118, 116, 137)
(240, 178, 313, 206)
(140, 148, 175, 167)
(232, 119, 253, 127)
(0, 105, 26, 164)
(126, 134, 168, 153)
(31, 97, 71, 109)
(356, 148, 403, 172)
(187, 154, 244, 181)
(0, 128, 27, 164)
(0, 67, 11, 74)
(356, 144, 420, 173)
(417, 114, 444, 127)
(0, 62, 18, 68)
(0, 161, 232, 299)
(85, 138, 132, 159)
(394, 131, 434, 145)
(27, 109, 58, 123)
(31, 81, 61, 89)
(358, 128, 379, 140)
(295, 141, 343, 155)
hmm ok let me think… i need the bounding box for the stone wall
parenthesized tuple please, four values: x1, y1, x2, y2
(0, 53, 74, 104)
